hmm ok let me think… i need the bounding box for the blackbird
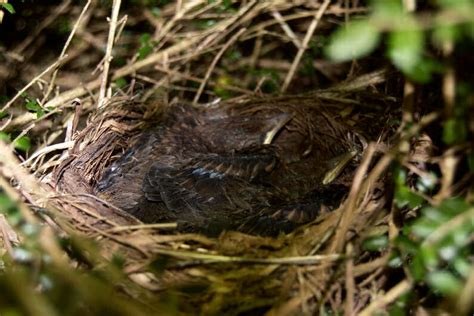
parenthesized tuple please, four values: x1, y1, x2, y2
(96, 100, 365, 236)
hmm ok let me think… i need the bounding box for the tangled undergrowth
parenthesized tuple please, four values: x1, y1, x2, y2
(0, 1, 473, 315)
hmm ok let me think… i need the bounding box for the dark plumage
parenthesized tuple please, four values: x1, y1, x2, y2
(95, 100, 364, 236)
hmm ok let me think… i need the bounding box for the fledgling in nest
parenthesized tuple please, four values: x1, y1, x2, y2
(95, 99, 367, 236)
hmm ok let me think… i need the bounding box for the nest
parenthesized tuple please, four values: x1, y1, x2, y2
(39, 72, 400, 314)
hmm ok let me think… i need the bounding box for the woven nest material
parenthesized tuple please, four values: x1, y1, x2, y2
(44, 71, 400, 314)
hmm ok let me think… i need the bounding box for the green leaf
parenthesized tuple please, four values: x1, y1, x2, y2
(410, 252, 426, 281)
(443, 118, 467, 144)
(114, 78, 128, 89)
(363, 234, 388, 252)
(222, 0, 232, 9)
(0, 193, 16, 212)
(395, 235, 418, 254)
(25, 100, 41, 112)
(420, 246, 438, 269)
(433, 24, 460, 46)
(0, 193, 22, 225)
(426, 271, 462, 296)
(438, 198, 470, 216)
(438, 243, 458, 261)
(14, 136, 31, 152)
(214, 75, 233, 99)
(410, 218, 439, 238)
(137, 33, 157, 60)
(0, 131, 11, 142)
(423, 206, 450, 224)
(437, 0, 474, 10)
(0, 3, 15, 14)
(394, 166, 407, 186)
(151, 7, 161, 17)
(388, 251, 403, 268)
(395, 186, 424, 208)
(139, 33, 151, 45)
(387, 23, 433, 82)
(453, 257, 471, 278)
(415, 172, 437, 192)
(465, 22, 474, 40)
(388, 293, 409, 316)
(450, 224, 471, 246)
(195, 19, 217, 30)
(325, 20, 381, 62)
(370, 0, 403, 19)
(388, 28, 423, 71)
(138, 45, 153, 60)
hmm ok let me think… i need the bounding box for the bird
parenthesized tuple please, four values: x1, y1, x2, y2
(95, 98, 365, 236)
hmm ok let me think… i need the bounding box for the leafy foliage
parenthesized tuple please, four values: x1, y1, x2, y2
(0, 3, 15, 14)
(326, 0, 474, 82)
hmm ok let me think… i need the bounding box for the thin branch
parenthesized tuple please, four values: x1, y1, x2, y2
(344, 243, 355, 316)
(270, 9, 301, 48)
(21, 141, 75, 167)
(98, 0, 122, 108)
(153, 248, 343, 265)
(359, 280, 412, 316)
(281, 0, 331, 92)
(331, 144, 377, 253)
